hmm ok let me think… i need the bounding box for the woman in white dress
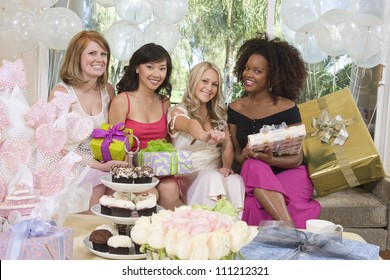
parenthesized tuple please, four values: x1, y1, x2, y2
(158, 61, 245, 214)
(48, 30, 127, 213)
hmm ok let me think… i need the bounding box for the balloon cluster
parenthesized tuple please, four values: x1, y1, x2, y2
(97, 0, 188, 61)
(280, 0, 388, 68)
(0, 0, 82, 56)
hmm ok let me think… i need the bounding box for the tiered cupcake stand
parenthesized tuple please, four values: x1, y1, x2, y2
(83, 135, 159, 259)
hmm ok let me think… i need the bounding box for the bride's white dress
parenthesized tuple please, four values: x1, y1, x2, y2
(168, 105, 245, 211)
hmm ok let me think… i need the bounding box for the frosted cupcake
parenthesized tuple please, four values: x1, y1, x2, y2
(107, 235, 134, 255)
(134, 193, 157, 216)
(110, 198, 136, 217)
(111, 164, 137, 184)
(99, 195, 117, 216)
(89, 224, 119, 252)
(134, 166, 154, 184)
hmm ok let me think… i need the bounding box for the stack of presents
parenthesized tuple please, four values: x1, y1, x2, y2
(0, 57, 384, 260)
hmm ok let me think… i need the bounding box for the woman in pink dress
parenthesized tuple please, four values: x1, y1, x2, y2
(108, 43, 173, 201)
(227, 33, 321, 228)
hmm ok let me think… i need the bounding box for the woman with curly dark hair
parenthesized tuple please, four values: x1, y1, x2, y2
(227, 33, 321, 228)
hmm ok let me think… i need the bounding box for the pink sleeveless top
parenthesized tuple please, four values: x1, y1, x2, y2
(124, 93, 168, 151)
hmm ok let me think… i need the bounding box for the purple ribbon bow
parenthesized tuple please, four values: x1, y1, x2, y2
(91, 122, 130, 161)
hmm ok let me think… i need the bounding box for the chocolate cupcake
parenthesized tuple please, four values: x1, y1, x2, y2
(110, 198, 136, 217)
(134, 166, 154, 184)
(89, 224, 118, 252)
(99, 195, 117, 216)
(111, 164, 137, 184)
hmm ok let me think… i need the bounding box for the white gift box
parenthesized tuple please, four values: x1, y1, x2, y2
(247, 123, 306, 155)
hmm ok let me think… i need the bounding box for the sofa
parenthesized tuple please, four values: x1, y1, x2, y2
(316, 176, 390, 250)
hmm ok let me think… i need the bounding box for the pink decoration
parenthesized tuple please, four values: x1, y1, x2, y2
(33, 170, 64, 196)
(0, 59, 28, 90)
(24, 92, 77, 128)
(0, 177, 6, 202)
(0, 103, 9, 129)
(66, 111, 93, 143)
(53, 151, 82, 175)
(35, 124, 67, 154)
(0, 140, 32, 170)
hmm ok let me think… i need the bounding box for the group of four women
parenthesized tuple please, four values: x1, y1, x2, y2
(50, 30, 321, 229)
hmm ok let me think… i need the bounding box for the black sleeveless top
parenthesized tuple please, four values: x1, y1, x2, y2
(227, 104, 302, 150)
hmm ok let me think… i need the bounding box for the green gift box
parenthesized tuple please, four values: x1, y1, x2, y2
(90, 122, 133, 162)
(298, 88, 385, 196)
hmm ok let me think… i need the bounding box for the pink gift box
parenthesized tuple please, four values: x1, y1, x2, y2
(0, 227, 73, 260)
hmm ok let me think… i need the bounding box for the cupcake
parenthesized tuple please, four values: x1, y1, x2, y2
(113, 191, 135, 201)
(134, 193, 157, 216)
(116, 224, 133, 236)
(107, 235, 134, 255)
(110, 198, 136, 217)
(111, 164, 137, 184)
(89, 224, 118, 252)
(99, 195, 117, 216)
(134, 166, 154, 184)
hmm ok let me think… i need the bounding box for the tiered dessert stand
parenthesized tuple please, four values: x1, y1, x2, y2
(84, 135, 159, 259)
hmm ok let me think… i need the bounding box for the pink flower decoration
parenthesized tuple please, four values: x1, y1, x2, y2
(0, 59, 28, 90)
(35, 124, 67, 154)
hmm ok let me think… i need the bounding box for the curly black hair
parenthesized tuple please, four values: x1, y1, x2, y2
(234, 32, 307, 102)
(116, 43, 172, 100)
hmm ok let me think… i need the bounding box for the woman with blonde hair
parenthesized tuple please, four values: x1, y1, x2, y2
(158, 61, 245, 213)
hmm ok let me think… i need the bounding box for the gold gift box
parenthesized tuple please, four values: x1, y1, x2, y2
(90, 123, 133, 162)
(298, 88, 385, 196)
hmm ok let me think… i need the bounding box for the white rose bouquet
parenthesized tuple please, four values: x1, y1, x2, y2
(130, 200, 258, 260)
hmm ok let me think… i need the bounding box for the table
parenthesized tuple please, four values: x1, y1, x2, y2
(63, 213, 372, 260)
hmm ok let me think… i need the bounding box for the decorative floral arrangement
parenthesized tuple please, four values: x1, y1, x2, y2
(130, 200, 258, 260)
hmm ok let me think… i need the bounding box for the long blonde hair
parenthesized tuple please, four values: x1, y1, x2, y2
(182, 61, 227, 128)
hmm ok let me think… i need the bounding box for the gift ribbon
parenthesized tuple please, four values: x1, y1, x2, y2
(91, 122, 131, 161)
(138, 139, 178, 174)
(254, 221, 365, 260)
(6, 219, 65, 260)
(310, 109, 354, 146)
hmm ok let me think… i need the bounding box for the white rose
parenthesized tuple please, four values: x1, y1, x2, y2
(189, 233, 210, 260)
(174, 230, 192, 260)
(229, 221, 258, 252)
(207, 229, 231, 259)
(147, 223, 167, 249)
(151, 209, 172, 225)
(130, 216, 151, 245)
(164, 228, 178, 256)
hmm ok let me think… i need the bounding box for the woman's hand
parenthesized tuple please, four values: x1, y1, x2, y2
(201, 130, 226, 144)
(241, 144, 274, 164)
(92, 159, 128, 172)
(219, 167, 234, 177)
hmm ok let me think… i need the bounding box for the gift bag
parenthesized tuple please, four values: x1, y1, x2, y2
(90, 122, 133, 162)
(298, 88, 385, 196)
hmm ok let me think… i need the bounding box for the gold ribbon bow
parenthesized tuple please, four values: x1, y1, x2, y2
(310, 110, 353, 146)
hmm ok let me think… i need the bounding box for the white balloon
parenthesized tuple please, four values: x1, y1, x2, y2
(318, 0, 351, 15)
(295, 31, 328, 64)
(104, 20, 143, 61)
(280, 0, 319, 32)
(0, 5, 39, 55)
(115, 0, 153, 25)
(343, 20, 386, 60)
(94, 0, 115, 8)
(39, 7, 83, 50)
(143, 19, 179, 54)
(280, 19, 296, 44)
(351, 48, 386, 68)
(315, 9, 352, 57)
(153, 0, 188, 23)
(352, 0, 385, 21)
